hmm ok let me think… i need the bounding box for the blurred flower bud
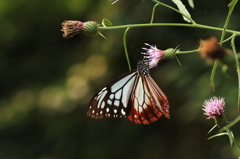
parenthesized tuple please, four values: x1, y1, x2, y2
(199, 37, 227, 62)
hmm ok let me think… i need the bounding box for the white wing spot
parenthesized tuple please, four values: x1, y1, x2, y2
(110, 94, 114, 99)
(135, 78, 144, 105)
(97, 90, 107, 108)
(114, 109, 117, 113)
(115, 89, 122, 100)
(122, 75, 136, 108)
(107, 99, 112, 105)
(138, 106, 143, 113)
(100, 111, 103, 114)
(92, 110, 95, 114)
(111, 74, 134, 92)
(114, 100, 120, 107)
(106, 108, 109, 112)
(121, 109, 126, 115)
(101, 101, 105, 109)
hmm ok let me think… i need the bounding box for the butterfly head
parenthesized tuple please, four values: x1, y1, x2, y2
(137, 59, 150, 75)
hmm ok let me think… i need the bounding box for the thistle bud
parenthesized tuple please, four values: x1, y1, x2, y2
(61, 20, 98, 38)
(82, 21, 98, 36)
(163, 48, 177, 60)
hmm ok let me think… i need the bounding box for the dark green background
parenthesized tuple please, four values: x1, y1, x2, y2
(0, 0, 240, 158)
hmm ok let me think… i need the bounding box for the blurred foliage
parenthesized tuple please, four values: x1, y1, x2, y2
(0, 0, 240, 158)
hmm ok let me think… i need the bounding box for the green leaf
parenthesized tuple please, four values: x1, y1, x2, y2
(102, 19, 113, 27)
(228, 0, 238, 8)
(207, 124, 217, 135)
(97, 31, 107, 40)
(188, 0, 194, 8)
(172, 0, 191, 22)
(225, 128, 233, 146)
(208, 132, 227, 140)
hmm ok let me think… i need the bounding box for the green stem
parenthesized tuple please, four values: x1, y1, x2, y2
(220, 115, 240, 131)
(176, 49, 199, 54)
(123, 27, 131, 71)
(231, 34, 240, 109)
(98, 23, 239, 34)
(220, 0, 238, 45)
(151, 0, 196, 24)
(210, 60, 218, 91)
(150, 3, 159, 24)
(221, 34, 235, 43)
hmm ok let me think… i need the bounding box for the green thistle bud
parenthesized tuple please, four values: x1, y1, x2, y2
(215, 115, 227, 128)
(163, 48, 177, 60)
(83, 21, 98, 36)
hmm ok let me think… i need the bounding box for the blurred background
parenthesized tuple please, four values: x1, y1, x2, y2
(0, 0, 240, 158)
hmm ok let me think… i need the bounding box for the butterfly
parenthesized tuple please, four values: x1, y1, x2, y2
(87, 59, 170, 124)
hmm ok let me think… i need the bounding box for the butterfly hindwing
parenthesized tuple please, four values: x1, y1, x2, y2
(87, 71, 138, 119)
(127, 73, 170, 124)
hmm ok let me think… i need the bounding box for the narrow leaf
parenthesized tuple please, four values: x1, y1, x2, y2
(208, 132, 227, 140)
(102, 19, 113, 27)
(225, 128, 233, 146)
(228, 0, 238, 8)
(172, 0, 191, 22)
(207, 124, 217, 135)
(110, 0, 119, 4)
(97, 31, 107, 40)
(188, 0, 194, 8)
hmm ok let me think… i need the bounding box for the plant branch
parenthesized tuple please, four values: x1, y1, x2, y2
(150, 3, 159, 23)
(123, 27, 131, 71)
(231, 34, 240, 109)
(98, 23, 239, 35)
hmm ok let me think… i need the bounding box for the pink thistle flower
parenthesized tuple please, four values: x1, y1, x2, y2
(202, 96, 225, 119)
(142, 43, 164, 69)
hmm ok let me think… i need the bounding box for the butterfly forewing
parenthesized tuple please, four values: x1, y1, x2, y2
(87, 71, 137, 119)
(127, 73, 170, 124)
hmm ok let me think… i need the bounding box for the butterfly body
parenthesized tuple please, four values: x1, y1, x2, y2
(87, 60, 170, 124)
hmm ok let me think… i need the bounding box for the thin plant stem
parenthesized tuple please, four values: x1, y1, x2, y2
(231, 34, 240, 109)
(222, 34, 235, 43)
(176, 49, 199, 54)
(150, 3, 159, 23)
(98, 23, 239, 35)
(123, 27, 131, 71)
(220, 115, 240, 131)
(151, 0, 196, 24)
(220, 0, 238, 45)
(210, 60, 218, 91)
